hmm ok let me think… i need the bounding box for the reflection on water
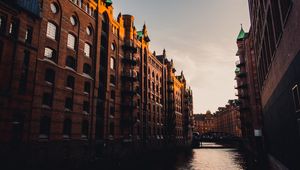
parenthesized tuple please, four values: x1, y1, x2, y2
(98, 142, 260, 170)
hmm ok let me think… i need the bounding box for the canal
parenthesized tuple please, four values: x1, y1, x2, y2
(93, 142, 267, 170)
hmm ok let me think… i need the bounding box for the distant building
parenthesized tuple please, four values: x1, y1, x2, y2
(194, 111, 215, 134)
(214, 100, 242, 137)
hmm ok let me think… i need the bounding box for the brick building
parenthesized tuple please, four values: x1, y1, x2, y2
(235, 26, 263, 159)
(245, 0, 300, 168)
(0, 0, 194, 165)
(214, 100, 242, 137)
(194, 111, 215, 134)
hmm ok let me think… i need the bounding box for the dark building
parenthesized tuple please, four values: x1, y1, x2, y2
(247, 0, 300, 169)
(235, 27, 263, 159)
(0, 0, 194, 165)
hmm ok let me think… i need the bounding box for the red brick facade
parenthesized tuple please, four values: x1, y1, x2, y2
(0, 0, 194, 164)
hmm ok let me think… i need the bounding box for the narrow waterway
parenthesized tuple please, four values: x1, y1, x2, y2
(95, 142, 266, 170)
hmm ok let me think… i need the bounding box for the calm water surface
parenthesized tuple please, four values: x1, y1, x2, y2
(100, 142, 259, 170)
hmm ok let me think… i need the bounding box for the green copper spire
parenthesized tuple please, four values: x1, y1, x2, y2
(237, 25, 246, 41)
(137, 31, 143, 40)
(105, 0, 112, 6)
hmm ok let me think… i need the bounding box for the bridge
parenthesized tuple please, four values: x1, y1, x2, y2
(192, 132, 242, 148)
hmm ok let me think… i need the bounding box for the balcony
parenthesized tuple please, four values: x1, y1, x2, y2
(122, 71, 138, 81)
(123, 55, 138, 65)
(235, 93, 249, 99)
(123, 40, 137, 53)
(121, 102, 138, 110)
(168, 86, 174, 92)
(234, 83, 248, 89)
(236, 71, 247, 78)
(235, 60, 245, 67)
(122, 88, 138, 96)
(167, 78, 174, 84)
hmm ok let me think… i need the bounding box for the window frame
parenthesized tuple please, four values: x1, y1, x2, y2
(84, 43, 91, 58)
(46, 22, 57, 40)
(292, 85, 300, 113)
(67, 33, 76, 50)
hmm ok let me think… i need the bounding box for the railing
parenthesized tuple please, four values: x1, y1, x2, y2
(123, 40, 137, 53)
(123, 55, 138, 65)
(235, 60, 245, 67)
(122, 71, 138, 81)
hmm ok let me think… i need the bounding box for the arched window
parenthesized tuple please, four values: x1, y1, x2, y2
(46, 22, 57, 40)
(67, 33, 76, 49)
(84, 43, 91, 57)
(86, 26, 92, 36)
(70, 15, 77, 26)
(66, 56, 76, 69)
(45, 68, 55, 84)
(39, 116, 51, 139)
(83, 63, 91, 75)
(63, 118, 72, 138)
(50, 3, 59, 14)
(81, 120, 89, 138)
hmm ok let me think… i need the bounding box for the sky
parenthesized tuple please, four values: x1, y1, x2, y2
(113, 0, 250, 114)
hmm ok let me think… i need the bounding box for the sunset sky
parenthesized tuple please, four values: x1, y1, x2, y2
(113, 0, 251, 114)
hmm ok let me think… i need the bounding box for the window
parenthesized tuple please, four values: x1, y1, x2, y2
(84, 43, 91, 57)
(83, 101, 90, 113)
(78, 0, 82, 8)
(44, 47, 56, 62)
(66, 56, 76, 69)
(110, 57, 115, 70)
(19, 51, 30, 94)
(25, 27, 33, 44)
(63, 119, 72, 138)
(66, 76, 75, 89)
(86, 26, 91, 35)
(81, 120, 89, 138)
(109, 122, 114, 136)
(46, 22, 57, 40)
(111, 43, 115, 51)
(11, 113, 25, 141)
(110, 75, 115, 85)
(84, 82, 91, 94)
(0, 41, 3, 62)
(42, 93, 53, 107)
(45, 69, 55, 84)
(292, 85, 300, 112)
(110, 106, 115, 115)
(67, 34, 76, 49)
(8, 19, 18, 37)
(39, 116, 51, 139)
(111, 90, 115, 100)
(50, 3, 58, 14)
(83, 63, 91, 75)
(70, 16, 77, 26)
(0, 15, 6, 34)
(65, 97, 73, 111)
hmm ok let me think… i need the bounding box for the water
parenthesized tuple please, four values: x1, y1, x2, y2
(97, 142, 262, 170)
(176, 143, 248, 170)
